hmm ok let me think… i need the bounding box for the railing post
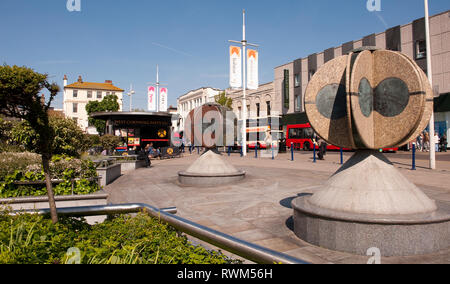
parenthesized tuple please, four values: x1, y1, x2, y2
(272, 144, 274, 160)
(255, 144, 258, 158)
(412, 143, 416, 170)
(228, 146, 231, 156)
(291, 142, 294, 161)
(313, 144, 317, 163)
(340, 147, 344, 165)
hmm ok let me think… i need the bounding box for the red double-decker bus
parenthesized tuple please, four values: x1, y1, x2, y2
(286, 123, 397, 152)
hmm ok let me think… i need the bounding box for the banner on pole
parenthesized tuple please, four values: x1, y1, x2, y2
(229, 46, 242, 88)
(247, 49, 259, 90)
(160, 87, 168, 112)
(148, 86, 156, 112)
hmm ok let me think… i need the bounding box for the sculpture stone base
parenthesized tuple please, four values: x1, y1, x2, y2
(178, 150, 245, 187)
(292, 150, 450, 256)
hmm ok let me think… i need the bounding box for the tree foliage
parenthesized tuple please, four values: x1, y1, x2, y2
(99, 135, 122, 153)
(86, 95, 120, 135)
(214, 92, 232, 109)
(0, 64, 60, 223)
(9, 116, 88, 158)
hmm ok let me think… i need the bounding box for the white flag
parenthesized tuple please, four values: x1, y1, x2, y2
(247, 49, 259, 90)
(229, 46, 242, 88)
(160, 87, 168, 112)
(148, 86, 156, 112)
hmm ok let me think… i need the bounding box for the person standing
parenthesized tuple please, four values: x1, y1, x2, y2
(440, 134, 447, 152)
(434, 133, 440, 153)
(423, 131, 430, 152)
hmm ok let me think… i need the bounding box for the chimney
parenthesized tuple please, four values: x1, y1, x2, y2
(105, 80, 113, 84)
(78, 76, 83, 83)
(63, 75, 68, 87)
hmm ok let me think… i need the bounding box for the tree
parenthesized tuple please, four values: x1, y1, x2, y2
(0, 65, 60, 223)
(99, 135, 122, 154)
(9, 115, 88, 158)
(86, 94, 120, 135)
(215, 92, 232, 109)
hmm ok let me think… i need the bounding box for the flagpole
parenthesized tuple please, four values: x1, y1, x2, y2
(424, 0, 436, 169)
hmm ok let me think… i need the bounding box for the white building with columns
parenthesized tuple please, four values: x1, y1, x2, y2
(176, 87, 222, 132)
(63, 75, 124, 133)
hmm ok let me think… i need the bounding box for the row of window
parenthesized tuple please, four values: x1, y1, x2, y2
(237, 101, 271, 119)
(72, 90, 116, 99)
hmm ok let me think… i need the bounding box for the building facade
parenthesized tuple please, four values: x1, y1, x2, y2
(274, 10, 450, 139)
(177, 87, 221, 132)
(63, 75, 124, 133)
(226, 82, 276, 121)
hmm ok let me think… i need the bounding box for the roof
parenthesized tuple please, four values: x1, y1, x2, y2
(64, 82, 124, 92)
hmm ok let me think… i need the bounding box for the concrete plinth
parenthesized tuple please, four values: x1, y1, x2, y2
(292, 150, 450, 256)
(178, 150, 245, 186)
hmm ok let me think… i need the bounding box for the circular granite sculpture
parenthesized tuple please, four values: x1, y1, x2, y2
(178, 103, 245, 186)
(293, 47, 449, 256)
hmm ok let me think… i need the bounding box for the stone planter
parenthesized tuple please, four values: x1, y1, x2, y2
(117, 160, 147, 172)
(96, 163, 121, 187)
(0, 191, 109, 224)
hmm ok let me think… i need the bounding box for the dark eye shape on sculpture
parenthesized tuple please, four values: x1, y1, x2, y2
(357, 77, 410, 118)
(315, 83, 347, 120)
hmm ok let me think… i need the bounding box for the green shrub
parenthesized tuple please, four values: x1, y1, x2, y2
(0, 211, 241, 264)
(0, 153, 100, 198)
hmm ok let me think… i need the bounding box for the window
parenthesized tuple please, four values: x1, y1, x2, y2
(72, 118, 78, 124)
(73, 90, 78, 98)
(106, 92, 111, 96)
(256, 103, 260, 118)
(112, 92, 116, 96)
(73, 103, 78, 113)
(294, 74, 300, 87)
(266, 102, 271, 116)
(415, 40, 426, 59)
(87, 90, 92, 99)
(295, 95, 302, 112)
(97, 91, 102, 99)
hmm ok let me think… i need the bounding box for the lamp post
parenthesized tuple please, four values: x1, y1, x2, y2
(126, 84, 135, 112)
(424, 0, 436, 170)
(229, 10, 259, 157)
(147, 65, 167, 113)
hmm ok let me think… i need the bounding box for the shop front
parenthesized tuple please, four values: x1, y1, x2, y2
(91, 112, 174, 151)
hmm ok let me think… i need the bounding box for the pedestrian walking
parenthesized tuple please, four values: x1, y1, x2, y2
(417, 133, 423, 152)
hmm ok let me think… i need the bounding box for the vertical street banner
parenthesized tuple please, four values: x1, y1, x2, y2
(160, 87, 168, 112)
(148, 86, 156, 112)
(229, 46, 242, 88)
(247, 49, 259, 90)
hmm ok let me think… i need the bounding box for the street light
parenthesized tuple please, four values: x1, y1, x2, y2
(126, 84, 135, 112)
(229, 10, 259, 156)
(424, 0, 436, 169)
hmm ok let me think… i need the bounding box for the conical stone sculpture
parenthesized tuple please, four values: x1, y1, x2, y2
(178, 103, 245, 186)
(292, 47, 449, 256)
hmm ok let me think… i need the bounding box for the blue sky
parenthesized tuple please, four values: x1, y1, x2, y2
(0, 0, 448, 110)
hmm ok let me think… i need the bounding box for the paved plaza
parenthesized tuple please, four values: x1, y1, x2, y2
(104, 150, 450, 264)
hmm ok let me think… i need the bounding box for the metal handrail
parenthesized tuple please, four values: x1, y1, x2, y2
(16, 203, 308, 264)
